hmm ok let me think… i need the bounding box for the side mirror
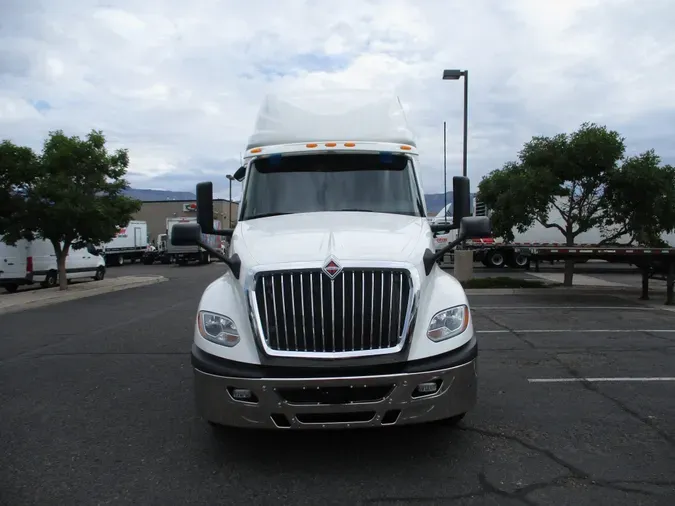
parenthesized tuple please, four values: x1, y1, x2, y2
(459, 216, 491, 239)
(233, 165, 246, 182)
(196, 182, 214, 233)
(452, 176, 471, 228)
(171, 222, 202, 246)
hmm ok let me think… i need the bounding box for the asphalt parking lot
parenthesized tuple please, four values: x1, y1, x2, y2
(1, 263, 674, 505)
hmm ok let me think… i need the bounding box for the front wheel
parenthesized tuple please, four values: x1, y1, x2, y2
(94, 266, 105, 281)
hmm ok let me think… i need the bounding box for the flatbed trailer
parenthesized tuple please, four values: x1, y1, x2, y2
(498, 244, 675, 305)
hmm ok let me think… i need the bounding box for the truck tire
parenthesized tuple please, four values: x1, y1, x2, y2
(486, 251, 505, 268)
(507, 252, 530, 269)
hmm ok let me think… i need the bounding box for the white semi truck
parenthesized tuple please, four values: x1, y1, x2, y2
(170, 91, 491, 430)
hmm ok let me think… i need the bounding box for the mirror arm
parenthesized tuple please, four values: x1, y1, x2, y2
(196, 240, 241, 279)
(422, 233, 467, 276)
(430, 223, 459, 234)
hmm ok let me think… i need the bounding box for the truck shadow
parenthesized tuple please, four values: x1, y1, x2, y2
(205, 421, 468, 469)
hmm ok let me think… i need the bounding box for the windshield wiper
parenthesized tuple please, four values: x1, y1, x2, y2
(246, 212, 292, 220)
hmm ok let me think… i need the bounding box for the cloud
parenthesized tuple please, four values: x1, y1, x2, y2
(1, 0, 674, 195)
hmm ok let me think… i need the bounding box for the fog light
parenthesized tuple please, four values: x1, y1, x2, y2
(413, 380, 441, 398)
(228, 387, 258, 403)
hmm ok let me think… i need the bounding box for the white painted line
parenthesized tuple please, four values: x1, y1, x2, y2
(529, 377, 675, 383)
(472, 306, 659, 310)
(477, 329, 675, 334)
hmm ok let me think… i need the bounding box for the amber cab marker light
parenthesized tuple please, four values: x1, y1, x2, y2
(325, 142, 337, 147)
(344, 142, 356, 147)
(400, 145, 412, 150)
(250, 147, 262, 153)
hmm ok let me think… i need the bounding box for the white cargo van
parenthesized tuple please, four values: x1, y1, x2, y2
(0, 236, 106, 293)
(170, 91, 491, 430)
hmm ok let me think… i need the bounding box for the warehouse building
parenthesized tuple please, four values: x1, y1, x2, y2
(134, 199, 240, 243)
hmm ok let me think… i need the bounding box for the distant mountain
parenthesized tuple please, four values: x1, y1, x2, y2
(122, 188, 197, 201)
(124, 188, 473, 213)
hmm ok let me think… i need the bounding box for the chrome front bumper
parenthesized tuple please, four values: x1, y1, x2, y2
(193, 356, 477, 430)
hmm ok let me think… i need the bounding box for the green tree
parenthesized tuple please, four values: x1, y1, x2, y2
(0, 130, 142, 290)
(477, 123, 626, 286)
(0, 140, 39, 238)
(604, 150, 675, 247)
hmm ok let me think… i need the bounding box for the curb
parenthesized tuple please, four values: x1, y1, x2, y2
(0, 276, 168, 315)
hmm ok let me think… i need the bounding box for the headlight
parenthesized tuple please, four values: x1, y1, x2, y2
(427, 305, 470, 342)
(197, 311, 240, 347)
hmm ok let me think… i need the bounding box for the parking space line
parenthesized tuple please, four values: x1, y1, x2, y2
(529, 377, 675, 383)
(472, 306, 659, 310)
(477, 329, 675, 334)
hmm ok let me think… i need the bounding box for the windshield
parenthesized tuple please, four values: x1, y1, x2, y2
(240, 153, 424, 220)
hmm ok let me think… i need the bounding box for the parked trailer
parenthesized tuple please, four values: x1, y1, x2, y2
(466, 198, 666, 269)
(466, 199, 675, 304)
(166, 217, 222, 265)
(103, 220, 149, 266)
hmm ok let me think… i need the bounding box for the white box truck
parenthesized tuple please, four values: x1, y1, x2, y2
(102, 220, 148, 266)
(166, 217, 222, 265)
(169, 91, 491, 430)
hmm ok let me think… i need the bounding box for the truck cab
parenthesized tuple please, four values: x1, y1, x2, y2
(172, 91, 491, 430)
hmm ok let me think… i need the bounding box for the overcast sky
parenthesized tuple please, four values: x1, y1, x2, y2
(2, 0, 674, 199)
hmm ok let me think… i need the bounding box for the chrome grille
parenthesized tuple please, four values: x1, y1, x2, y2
(253, 268, 412, 353)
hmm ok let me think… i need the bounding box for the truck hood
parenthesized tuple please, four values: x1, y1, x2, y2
(236, 212, 428, 266)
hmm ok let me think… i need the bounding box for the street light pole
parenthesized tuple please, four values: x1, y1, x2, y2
(442, 69, 469, 178)
(443, 121, 447, 220)
(226, 174, 234, 228)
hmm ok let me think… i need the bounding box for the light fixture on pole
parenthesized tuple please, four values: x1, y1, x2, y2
(226, 174, 234, 228)
(442, 69, 468, 178)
